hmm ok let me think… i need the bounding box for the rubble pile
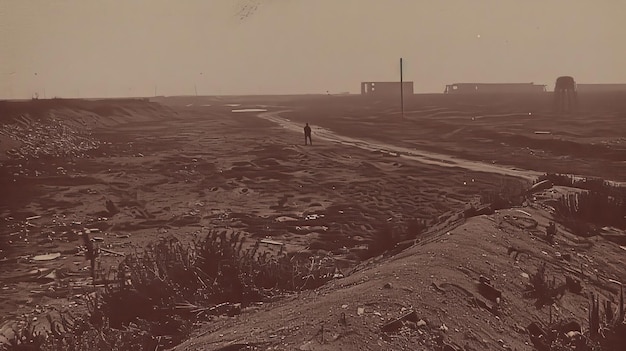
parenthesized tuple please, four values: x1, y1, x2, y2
(0, 117, 100, 160)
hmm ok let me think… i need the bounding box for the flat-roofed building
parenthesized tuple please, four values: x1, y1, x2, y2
(444, 83, 546, 94)
(361, 82, 414, 96)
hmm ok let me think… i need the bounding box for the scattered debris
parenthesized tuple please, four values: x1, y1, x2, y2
(1, 117, 100, 160)
(304, 214, 324, 221)
(100, 248, 125, 257)
(528, 179, 553, 195)
(508, 246, 532, 261)
(478, 278, 502, 303)
(500, 214, 538, 230)
(381, 310, 418, 333)
(260, 239, 284, 247)
(546, 221, 557, 243)
(4, 267, 57, 283)
(31, 253, 61, 261)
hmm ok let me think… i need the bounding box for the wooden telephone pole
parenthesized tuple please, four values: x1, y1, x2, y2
(400, 58, 404, 118)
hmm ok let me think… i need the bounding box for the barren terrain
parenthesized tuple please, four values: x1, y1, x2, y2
(1, 93, 625, 350)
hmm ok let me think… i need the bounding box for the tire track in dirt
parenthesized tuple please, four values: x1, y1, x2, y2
(258, 110, 542, 181)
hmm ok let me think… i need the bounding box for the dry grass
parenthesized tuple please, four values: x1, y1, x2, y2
(1, 230, 341, 351)
(525, 262, 625, 351)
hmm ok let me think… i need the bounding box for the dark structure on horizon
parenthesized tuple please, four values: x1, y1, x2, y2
(554, 76, 577, 113)
(361, 81, 414, 96)
(576, 84, 626, 93)
(444, 83, 547, 94)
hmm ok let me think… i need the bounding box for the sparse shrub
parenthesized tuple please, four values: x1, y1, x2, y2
(587, 286, 626, 350)
(479, 178, 528, 211)
(526, 273, 625, 350)
(406, 218, 427, 239)
(529, 287, 625, 351)
(194, 229, 337, 294)
(0, 318, 46, 351)
(524, 262, 568, 308)
(2, 230, 340, 351)
(366, 223, 397, 257)
(467, 179, 530, 219)
(364, 218, 428, 259)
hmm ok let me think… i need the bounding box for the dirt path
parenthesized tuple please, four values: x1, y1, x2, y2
(258, 110, 542, 181)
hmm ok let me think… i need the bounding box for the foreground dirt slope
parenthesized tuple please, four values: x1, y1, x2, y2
(175, 199, 626, 351)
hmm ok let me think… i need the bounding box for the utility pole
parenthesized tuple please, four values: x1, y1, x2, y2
(400, 58, 404, 118)
(197, 72, 203, 96)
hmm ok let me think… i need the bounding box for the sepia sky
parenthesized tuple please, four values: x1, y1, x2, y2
(1, 0, 625, 98)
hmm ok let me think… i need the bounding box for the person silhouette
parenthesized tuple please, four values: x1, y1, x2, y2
(304, 123, 312, 145)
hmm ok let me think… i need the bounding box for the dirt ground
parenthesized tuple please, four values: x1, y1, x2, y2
(1, 94, 625, 350)
(176, 204, 626, 351)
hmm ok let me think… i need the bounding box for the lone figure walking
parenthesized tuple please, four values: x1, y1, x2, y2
(304, 123, 312, 145)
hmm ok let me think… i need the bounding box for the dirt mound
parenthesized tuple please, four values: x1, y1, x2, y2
(0, 98, 175, 161)
(173, 196, 626, 351)
(0, 98, 172, 124)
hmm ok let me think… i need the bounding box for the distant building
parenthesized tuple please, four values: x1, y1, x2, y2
(444, 83, 546, 94)
(576, 84, 626, 93)
(361, 82, 414, 96)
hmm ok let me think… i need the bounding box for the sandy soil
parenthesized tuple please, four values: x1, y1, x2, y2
(1, 94, 625, 350)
